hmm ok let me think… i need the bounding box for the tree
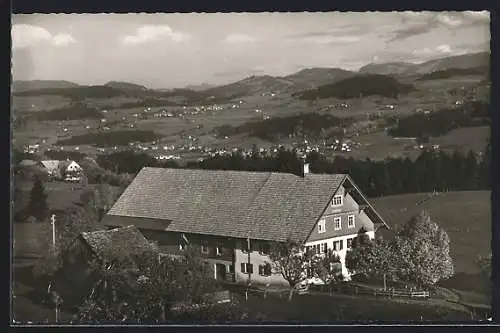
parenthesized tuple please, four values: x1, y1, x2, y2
(77, 246, 222, 323)
(345, 228, 397, 287)
(392, 210, 454, 287)
(309, 249, 342, 294)
(345, 228, 374, 277)
(269, 239, 308, 301)
(26, 175, 49, 222)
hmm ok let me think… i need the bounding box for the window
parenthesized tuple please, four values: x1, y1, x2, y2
(347, 238, 353, 249)
(315, 244, 321, 255)
(348, 215, 355, 228)
(201, 241, 209, 254)
(241, 263, 253, 274)
(333, 240, 344, 251)
(320, 243, 328, 254)
(318, 219, 326, 233)
(258, 263, 272, 276)
(179, 243, 186, 251)
(332, 195, 343, 207)
(216, 241, 224, 256)
(334, 217, 342, 230)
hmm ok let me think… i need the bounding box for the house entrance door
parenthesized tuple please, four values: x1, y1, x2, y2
(215, 263, 227, 281)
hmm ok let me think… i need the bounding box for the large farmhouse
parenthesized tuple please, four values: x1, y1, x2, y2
(103, 166, 388, 286)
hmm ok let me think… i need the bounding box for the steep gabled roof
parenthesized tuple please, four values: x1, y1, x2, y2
(40, 160, 60, 172)
(343, 174, 390, 230)
(105, 167, 346, 242)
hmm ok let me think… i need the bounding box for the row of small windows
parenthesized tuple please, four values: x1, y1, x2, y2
(241, 263, 272, 276)
(318, 215, 356, 233)
(180, 240, 271, 255)
(306, 236, 357, 254)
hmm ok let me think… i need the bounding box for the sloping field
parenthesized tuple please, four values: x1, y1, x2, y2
(371, 191, 491, 274)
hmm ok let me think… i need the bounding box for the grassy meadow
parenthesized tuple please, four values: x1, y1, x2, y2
(371, 190, 491, 275)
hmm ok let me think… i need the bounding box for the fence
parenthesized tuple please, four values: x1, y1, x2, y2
(338, 284, 430, 299)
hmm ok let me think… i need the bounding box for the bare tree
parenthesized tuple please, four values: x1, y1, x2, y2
(269, 239, 309, 301)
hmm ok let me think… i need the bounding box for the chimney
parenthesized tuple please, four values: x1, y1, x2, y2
(303, 163, 310, 176)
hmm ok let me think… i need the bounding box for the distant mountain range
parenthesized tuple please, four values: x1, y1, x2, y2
(103, 81, 149, 91)
(359, 52, 490, 76)
(12, 80, 80, 93)
(12, 51, 490, 101)
(184, 83, 217, 91)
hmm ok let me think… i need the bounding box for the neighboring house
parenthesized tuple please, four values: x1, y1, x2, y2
(40, 160, 61, 178)
(59, 160, 83, 182)
(54, 225, 159, 303)
(19, 159, 39, 168)
(102, 166, 389, 287)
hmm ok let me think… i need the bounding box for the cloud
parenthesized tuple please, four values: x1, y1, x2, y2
(386, 24, 435, 43)
(11, 24, 77, 49)
(122, 25, 189, 45)
(223, 33, 258, 43)
(52, 33, 77, 46)
(299, 34, 360, 45)
(386, 11, 490, 44)
(462, 11, 490, 23)
(435, 13, 463, 28)
(435, 44, 452, 53)
(286, 29, 362, 45)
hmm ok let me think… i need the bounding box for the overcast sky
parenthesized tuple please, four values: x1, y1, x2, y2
(11, 12, 490, 89)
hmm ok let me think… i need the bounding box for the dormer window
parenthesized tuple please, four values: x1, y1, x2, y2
(318, 219, 326, 233)
(332, 195, 343, 207)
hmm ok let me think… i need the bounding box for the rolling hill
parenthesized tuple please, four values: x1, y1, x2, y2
(202, 75, 297, 98)
(372, 190, 491, 274)
(12, 80, 80, 93)
(196, 68, 358, 99)
(359, 62, 417, 76)
(283, 67, 358, 90)
(104, 81, 149, 91)
(12, 52, 489, 103)
(409, 52, 490, 75)
(185, 83, 217, 91)
(359, 52, 490, 76)
(298, 74, 415, 100)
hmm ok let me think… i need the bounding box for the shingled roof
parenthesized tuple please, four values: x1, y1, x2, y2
(105, 167, 348, 242)
(80, 225, 158, 263)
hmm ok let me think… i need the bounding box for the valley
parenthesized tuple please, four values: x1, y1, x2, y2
(12, 52, 490, 165)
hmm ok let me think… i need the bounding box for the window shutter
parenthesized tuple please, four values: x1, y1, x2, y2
(241, 263, 245, 273)
(323, 243, 328, 253)
(248, 264, 254, 274)
(259, 265, 264, 276)
(340, 240, 344, 250)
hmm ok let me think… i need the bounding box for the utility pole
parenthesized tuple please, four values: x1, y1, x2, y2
(51, 214, 56, 251)
(245, 233, 251, 301)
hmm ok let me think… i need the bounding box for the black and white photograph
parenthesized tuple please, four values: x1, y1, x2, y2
(11, 11, 492, 324)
